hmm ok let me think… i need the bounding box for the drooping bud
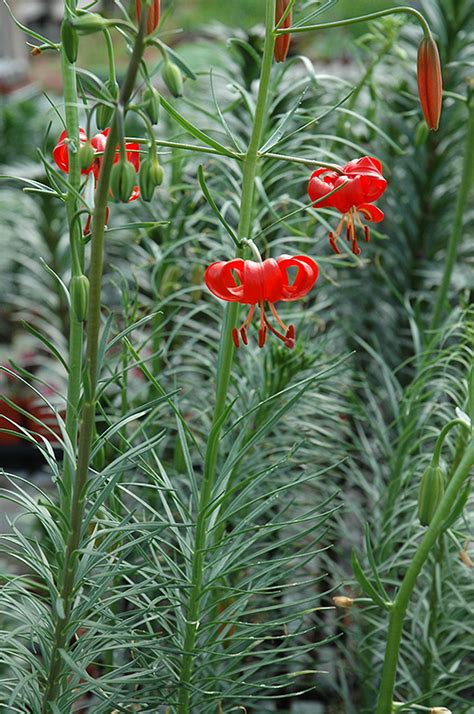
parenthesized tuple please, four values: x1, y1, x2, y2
(61, 20, 79, 64)
(274, 0, 292, 63)
(78, 141, 95, 172)
(139, 157, 164, 202)
(332, 596, 354, 609)
(135, 0, 160, 35)
(96, 79, 119, 131)
(71, 13, 108, 35)
(417, 35, 443, 131)
(110, 159, 137, 203)
(142, 86, 161, 125)
(70, 275, 90, 322)
(162, 60, 183, 98)
(417, 465, 445, 527)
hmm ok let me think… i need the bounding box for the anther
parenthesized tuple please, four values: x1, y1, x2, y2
(364, 225, 370, 242)
(286, 324, 295, 340)
(240, 327, 248, 346)
(258, 326, 267, 348)
(351, 239, 361, 256)
(232, 328, 240, 348)
(329, 233, 341, 255)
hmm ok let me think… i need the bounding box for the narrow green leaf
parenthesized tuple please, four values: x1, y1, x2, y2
(351, 549, 390, 610)
(160, 95, 239, 159)
(197, 165, 240, 247)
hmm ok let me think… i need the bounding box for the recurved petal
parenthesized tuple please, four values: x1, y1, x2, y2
(204, 259, 246, 302)
(358, 203, 385, 222)
(277, 255, 319, 301)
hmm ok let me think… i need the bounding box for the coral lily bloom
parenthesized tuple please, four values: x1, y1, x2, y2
(53, 128, 140, 201)
(308, 157, 387, 255)
(205, 255, 319, 349)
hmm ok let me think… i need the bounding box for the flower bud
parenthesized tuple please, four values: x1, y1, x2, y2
(142, 86, 161, 125)
(414, 120, 430, 147)
(61, 20, 79, 64)
(332, 596, 354, 609)
(139, 157, 164, 202)
(78, 141, 95, 172)
(135, 0, 161, 35)
(96, 80, 119, 131)
(162, 60, 183, 98)
(417, 465, 445, 527)
(70, 275, 90, 322)
(71, 13, 108, 35)
(274, 0, 292, 63)
(110, 159, 137, 203)
(417, 35, 443, 131)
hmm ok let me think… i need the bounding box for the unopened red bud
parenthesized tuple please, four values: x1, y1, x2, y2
(274, 0, 292, 63)
(135, 0, 160, 35)
(417, 35, 443, 131)
(332, 596, 354, 609)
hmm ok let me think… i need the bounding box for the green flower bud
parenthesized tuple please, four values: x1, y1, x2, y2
(78, 141, 95, 171)
(414, 120, 430, 147)
(139, 157, 164, 202)
(61, 20, 79, 64)
(96, 79, 119, 131)
(110, 159, 137, 203)
(143, 86, 161, 125)
(70, 275, 90, 322)
(71, 13, 108, 35)
(417, 465, 445, 527)
(162, 60, 183, 98)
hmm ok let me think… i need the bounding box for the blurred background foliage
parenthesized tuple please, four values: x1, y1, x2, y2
(0, 0, 473, 712)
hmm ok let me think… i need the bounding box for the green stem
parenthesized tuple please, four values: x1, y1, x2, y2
(60, 13, 84, 511)
(421, 534, 443, 698)
(279, 6, 431, 37)
(176, 2, 276, 711)
(375, 438, 474, 714)
(430, 99, 474, 330)
(41, 19, 146, 712)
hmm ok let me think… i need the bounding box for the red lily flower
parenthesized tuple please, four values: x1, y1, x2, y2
(205, 255, 319, 349)
(53, 128, 140, 193)
(135, 0, 160, 35)
(308, 156, 387, 256)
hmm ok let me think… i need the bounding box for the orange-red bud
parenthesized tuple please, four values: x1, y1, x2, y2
(417, 35, 443, 131)
(274, 0, 292, 63)
(135, 0, 160, 35)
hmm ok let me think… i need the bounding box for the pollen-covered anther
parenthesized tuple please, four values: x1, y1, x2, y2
(364, 225, 370, 242)
(258, 326, 267, 348)
(240, 327, 248, 346)
(352, 239, 361, 256)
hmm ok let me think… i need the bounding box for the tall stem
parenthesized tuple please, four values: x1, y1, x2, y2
(430, 99, 474, 330)
(61, 3, 84, 510)
(41, 20, 146, 712)
(375, 438, 474, 714)
(176, 2, 276, 710)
